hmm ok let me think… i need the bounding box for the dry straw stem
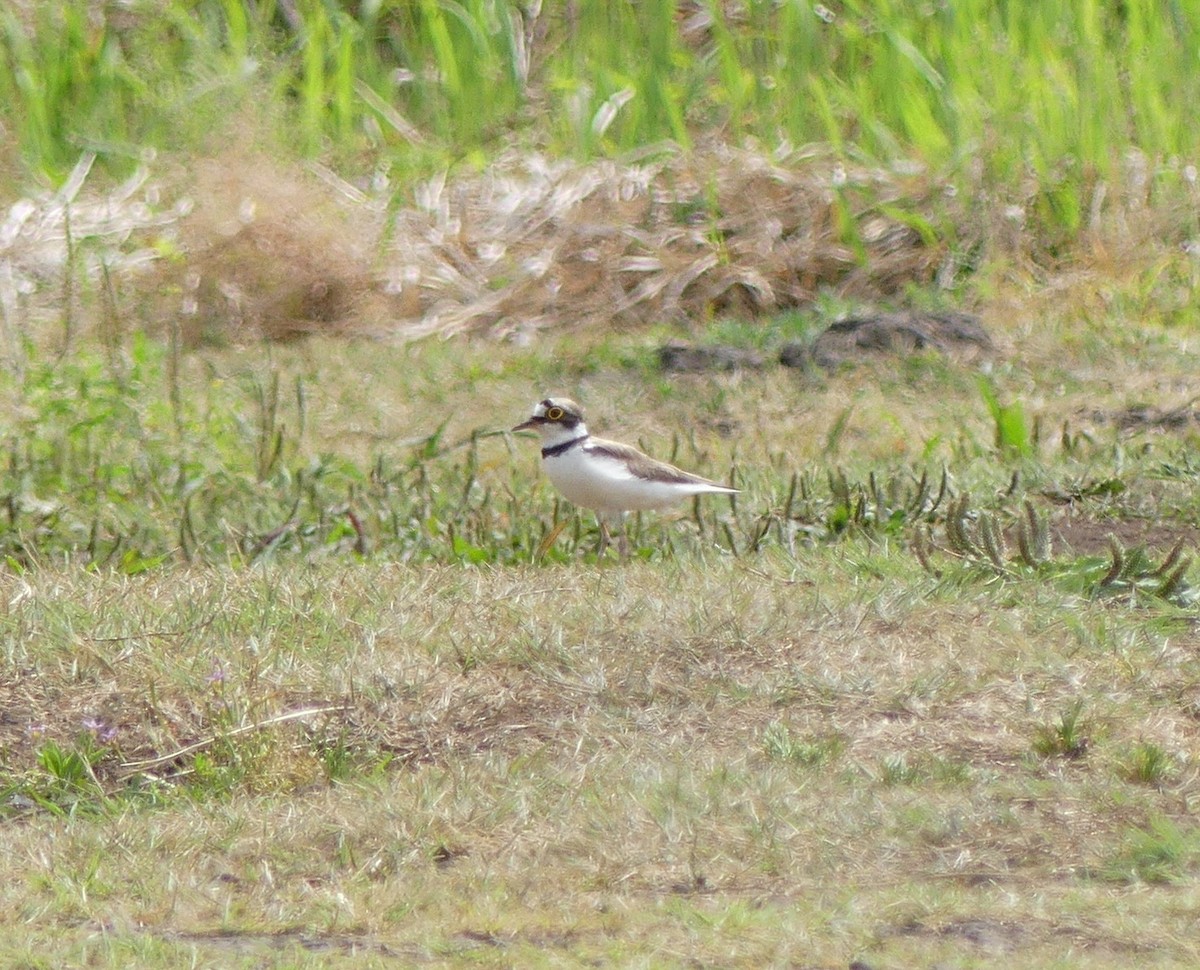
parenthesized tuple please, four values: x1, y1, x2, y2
(116, 703, 350, 779)
(0, 153, 180, 348)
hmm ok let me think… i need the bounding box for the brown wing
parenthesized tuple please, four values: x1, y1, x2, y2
(585, 437, 736, 490)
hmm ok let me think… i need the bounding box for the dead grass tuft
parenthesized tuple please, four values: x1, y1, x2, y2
(3, 144, 957, 348)
(149, 154, 401, 345)
(385, 144, 952, 340)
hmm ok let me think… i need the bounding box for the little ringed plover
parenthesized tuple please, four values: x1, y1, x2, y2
(512, 396, 738, 556)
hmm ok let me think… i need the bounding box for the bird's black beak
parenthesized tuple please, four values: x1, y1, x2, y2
(512, 417, 540, 432)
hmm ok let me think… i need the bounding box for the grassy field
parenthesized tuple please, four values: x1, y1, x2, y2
(3, 289, 1200, 967)
(3, 2, 1200, 968)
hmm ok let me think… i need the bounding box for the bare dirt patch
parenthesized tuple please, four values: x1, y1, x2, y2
(1052, 514, 1200, 556)
(1090, 400, 1200, 431)
(781, 310, 993, 370)
(876, 914, 1159, 962)
(161, 928, 419, 959)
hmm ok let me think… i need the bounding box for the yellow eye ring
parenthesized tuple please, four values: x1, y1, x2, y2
(546, 407, 564, 420)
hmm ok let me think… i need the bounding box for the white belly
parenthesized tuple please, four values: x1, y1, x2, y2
(544, 447, 722, 514)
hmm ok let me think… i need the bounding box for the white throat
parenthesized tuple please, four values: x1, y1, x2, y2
(540, 420, 590, 449)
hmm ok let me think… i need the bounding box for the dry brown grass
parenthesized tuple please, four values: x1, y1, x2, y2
(5, 144, 955, 350)
(3, 552, 1200, 966)
(379, 144, 953, 340)
(7, 141, 1196, 364)
(151, 154, 398, 345)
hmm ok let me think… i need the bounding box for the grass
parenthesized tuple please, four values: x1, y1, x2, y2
(4, 1, 1200, 252)
(2, 284, 1200, 964)
(3, 551, 1200, 965)
(3, 4, 1200, 966)
(4, 318, 1199, 573)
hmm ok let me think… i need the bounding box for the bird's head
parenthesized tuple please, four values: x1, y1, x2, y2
(512, 397, 586, 435)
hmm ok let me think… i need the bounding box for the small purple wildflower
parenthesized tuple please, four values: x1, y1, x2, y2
(82, 716, 117, 743)
(25, 722, 48, 739)
(206, 663, 227, 686)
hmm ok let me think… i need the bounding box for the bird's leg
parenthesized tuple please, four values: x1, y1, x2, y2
(595, 517, 610, 559)
(616, 512, 630, 560)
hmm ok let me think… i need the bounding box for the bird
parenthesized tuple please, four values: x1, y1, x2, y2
(512, 396, 738, 557)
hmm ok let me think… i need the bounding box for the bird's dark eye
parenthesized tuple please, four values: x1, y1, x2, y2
(546, 407, 564, 420)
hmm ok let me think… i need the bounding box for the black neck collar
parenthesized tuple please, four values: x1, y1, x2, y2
(542, 435, 587, 459)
